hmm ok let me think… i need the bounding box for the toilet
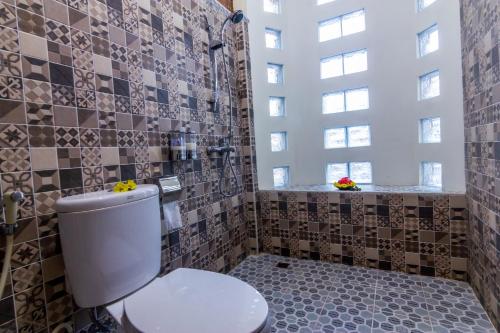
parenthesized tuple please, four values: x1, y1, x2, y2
(55, 185, 269, 333)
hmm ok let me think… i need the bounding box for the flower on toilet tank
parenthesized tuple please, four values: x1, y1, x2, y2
(113, 180, 138, 192)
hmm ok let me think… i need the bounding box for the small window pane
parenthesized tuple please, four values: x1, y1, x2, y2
(343, 49, 367, 75)
(269, 97, 285, 117)
(324, 128, 346, 149)
(264, 0, 280, 14)
(421, 162, 442, 187)
(349, 162, 372, 183)
(319, 18, 341, 42)
(420, 70, 440, 100)
(418, 0, 437, 11)
(321, 56, 343, 79)
(345, 88, 369, 111)
(267, 63, 283, 84)
(317, 0, 335, 5)
(326, 163, 348, 183)
(270, 132, 287, 152)
(420, 117, 441, 143)
(418, 25, 439, 57)
(273, 166, 289, 187)
(347, 125, 370, 147)
(322, 92, 345, 114)
(265, 28, 281, 49)
(342, 10, 365, 36)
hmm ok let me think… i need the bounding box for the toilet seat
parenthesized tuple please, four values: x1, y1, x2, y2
(116, 268, 268, 333)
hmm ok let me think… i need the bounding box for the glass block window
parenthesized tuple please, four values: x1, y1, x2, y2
(420, 117, 441, 143)
(323, 88, 369, 114)
(265, 28, 281, 49)
(326, 162, 372, 184)
(419, 70, 440, 100)
(418, 0, 437, 11)
(264, 0, 280, 14)
(342, 10, 366, 37)
(318, 10, 365, 42)
(320, 55, 343, 79)
(321, 49, 367, 79)
(418, 25, 438, 57)
(345, 88, 369, 111)
(317, 0, 335, 5)
(326, 163, 348, 183)
(270, 132, 287, 152)
(318, 18, 341, 42)
(349, 162, 372, 183)
(269, 96, 285, 117)
(343, 49, 368, 75)
(324, 128, 346, 149)
(347, 125, 371, 147)
(273, 166, 289, 187)
(421, 162, 442, 187)
(322, 92, 345, 114)
(267, 63, 283, 84)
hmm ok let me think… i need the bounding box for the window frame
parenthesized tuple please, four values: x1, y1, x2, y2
(267, 63, 284, 84)
(270, 131, 288, 152)
(324, 125, 371, 149)
(263, 0, 281, 14)
(326, 161, 373, 184)
(420, 161, 442, 187)
(269, 96, 286, 117)
(318, 9, 365, 42)
(265, 27, 282, 49)
(273, 166, 290, 187)
(320, 49, 368, 79)
(322, 87, 369, 114)
(418, 24, 439, 57)
(419, 117, 441, 143)
(419, 69, 440, 100)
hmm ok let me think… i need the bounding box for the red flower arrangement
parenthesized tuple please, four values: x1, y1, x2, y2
(333, 177, 361, 191)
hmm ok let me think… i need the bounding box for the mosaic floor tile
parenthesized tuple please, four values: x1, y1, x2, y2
(229, 255, 496, 333)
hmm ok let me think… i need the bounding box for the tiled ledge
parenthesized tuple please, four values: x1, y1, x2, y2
(259, 184, 465, 195)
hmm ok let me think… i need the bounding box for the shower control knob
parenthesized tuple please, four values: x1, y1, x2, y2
(9, 191, 24, 203)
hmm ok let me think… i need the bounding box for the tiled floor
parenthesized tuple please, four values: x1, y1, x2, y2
(229, 254, 496, 333)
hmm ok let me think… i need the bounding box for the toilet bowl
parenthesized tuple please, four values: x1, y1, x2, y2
(55, 185, 269, 333)
(107, 268, 269, 333)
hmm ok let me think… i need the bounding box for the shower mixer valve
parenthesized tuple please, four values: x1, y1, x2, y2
(207, 144, 235, 155)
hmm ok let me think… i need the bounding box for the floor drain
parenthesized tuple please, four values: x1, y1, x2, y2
(276, 262, 290, 268)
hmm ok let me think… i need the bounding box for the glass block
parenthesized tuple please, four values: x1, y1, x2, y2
(273, 166, 289, 187)
(326, 163, 348, 183)
(349, 162, 372, 183)
(347, 125, 370, 147)
(319, 17, 341, 42)
(322, 92, 345, 114)
(342, 10, 365, 36)
(264, 0, 280, 14)
(270, 132, 287, 152)
(420, 70, 440, 100)
(418, 0, 437, 11)
(418, 25, 439, 57)
(324, 128, 346, 149)
(421, 162, 442, 187)
(265, 28, 281, 49)
(317, 0, 335, 5)
(343, 49, 368, 75)
(321, 55, 343, 79)
(420, 117, 441, 143)
(269, 96, 285, 117)
(267, 63, 283, 84)
(345, 88, 369, 111)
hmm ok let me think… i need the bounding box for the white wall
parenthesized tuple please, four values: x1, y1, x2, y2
(235, 0, 465, 191)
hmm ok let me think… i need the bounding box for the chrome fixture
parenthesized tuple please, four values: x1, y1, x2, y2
(205, 10, 244, 198)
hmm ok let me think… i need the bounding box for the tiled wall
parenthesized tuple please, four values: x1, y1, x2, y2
(0, 0, 255, 331)
(258, 191, 469, 280)
(460, 0, 500, 329)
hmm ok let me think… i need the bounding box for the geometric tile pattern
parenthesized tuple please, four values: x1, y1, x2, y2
(258, 191, 469, 281)
(0, 0, 256, 332)
(229, 254, 496, 333)
(460, 0, 500, 331)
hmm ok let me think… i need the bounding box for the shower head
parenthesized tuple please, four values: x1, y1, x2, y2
(228, 10, 244, 24)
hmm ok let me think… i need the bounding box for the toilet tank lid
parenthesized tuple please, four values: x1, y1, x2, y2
(55, 184, 159, 213)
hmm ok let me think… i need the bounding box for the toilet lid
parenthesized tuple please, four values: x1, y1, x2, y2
(124, 268, 268, 333)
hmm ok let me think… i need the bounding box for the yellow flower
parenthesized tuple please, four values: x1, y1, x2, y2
(113, 180, 137, 192)
(126, 180, 137, 190)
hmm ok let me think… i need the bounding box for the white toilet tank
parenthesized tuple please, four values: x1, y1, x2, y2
(56, 185, 161, 308)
